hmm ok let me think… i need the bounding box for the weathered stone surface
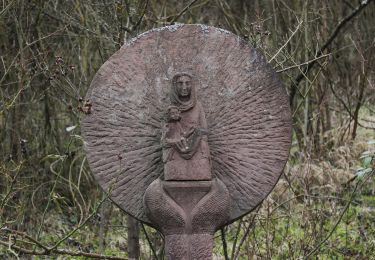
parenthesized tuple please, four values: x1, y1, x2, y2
(165, 233, 213, 260)
(144, 179, 230, 235)
(82, 24, 292, 225)
(161, 73, 212, 181)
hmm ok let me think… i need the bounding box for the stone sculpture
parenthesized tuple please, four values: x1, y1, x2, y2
(144, 72, 230, 258)
(162, 72, 211, 180)
(82, 24, 292, 260)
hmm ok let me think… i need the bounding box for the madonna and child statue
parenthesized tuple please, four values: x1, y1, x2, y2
(144, 72, 230, 259)
(82, 24, 292, 260)
(162, 72, 211, 180)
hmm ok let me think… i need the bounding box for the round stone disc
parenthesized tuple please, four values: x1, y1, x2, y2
(82, 24, 292, 225)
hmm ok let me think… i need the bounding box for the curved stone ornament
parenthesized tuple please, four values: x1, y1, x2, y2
(82, 24, 291, 228)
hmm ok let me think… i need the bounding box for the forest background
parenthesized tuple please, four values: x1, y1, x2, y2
(1, 0, 375, 259)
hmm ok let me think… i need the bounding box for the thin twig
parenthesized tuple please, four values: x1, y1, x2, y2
(230, 218, 243, 260)
(289, 0, 374, 106)
(269, 20, 303, 62)
(0, 0, 14, 17)
(304, 169, 374, 258)
(36, 157, 65, 240)
(233, 206, 261, 260)
(330, 84, 375, 130)
(131, 0, 149, 32)
(141, 223, 159, 260)
(0, 163, 23, 211)
(220, 227, 229, 260)
(169, 0, 200, 24)
(276, 53, 330, 73)
(48, 196, 108, 251)
(0, 239, 127, 259)
(1, 228, 49, 251)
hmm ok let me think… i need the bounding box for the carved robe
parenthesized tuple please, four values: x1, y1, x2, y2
(163, 76, 212, 180)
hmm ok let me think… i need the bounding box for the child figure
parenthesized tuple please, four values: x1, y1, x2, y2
(161, 106, 188, 163)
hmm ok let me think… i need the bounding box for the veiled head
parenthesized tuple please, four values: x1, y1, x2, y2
(170, 72, 196, 111)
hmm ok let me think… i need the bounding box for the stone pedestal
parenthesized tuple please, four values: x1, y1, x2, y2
(164, 233, 213, 260)
(144, 178, 230, 260)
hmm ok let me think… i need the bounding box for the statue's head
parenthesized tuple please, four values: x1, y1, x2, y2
(167, 106, 181, 121)
(170, 73, 196, 111)
(173, 74, 192, 98)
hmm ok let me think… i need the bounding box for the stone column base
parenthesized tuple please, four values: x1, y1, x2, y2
(144, 178, 230, 260)
(165, 233, 213, 260)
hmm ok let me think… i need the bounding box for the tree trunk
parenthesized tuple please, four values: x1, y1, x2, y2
(127, 215, 140, 260)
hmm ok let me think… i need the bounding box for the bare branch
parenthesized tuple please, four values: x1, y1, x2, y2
(305, 170, 374, 258)
(276, 53, 331, 73)
(269, 20, 303, 63)
(0, 238, 127, 260)
(169, 0, 200, 24)
(289, 0, 374, 106)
